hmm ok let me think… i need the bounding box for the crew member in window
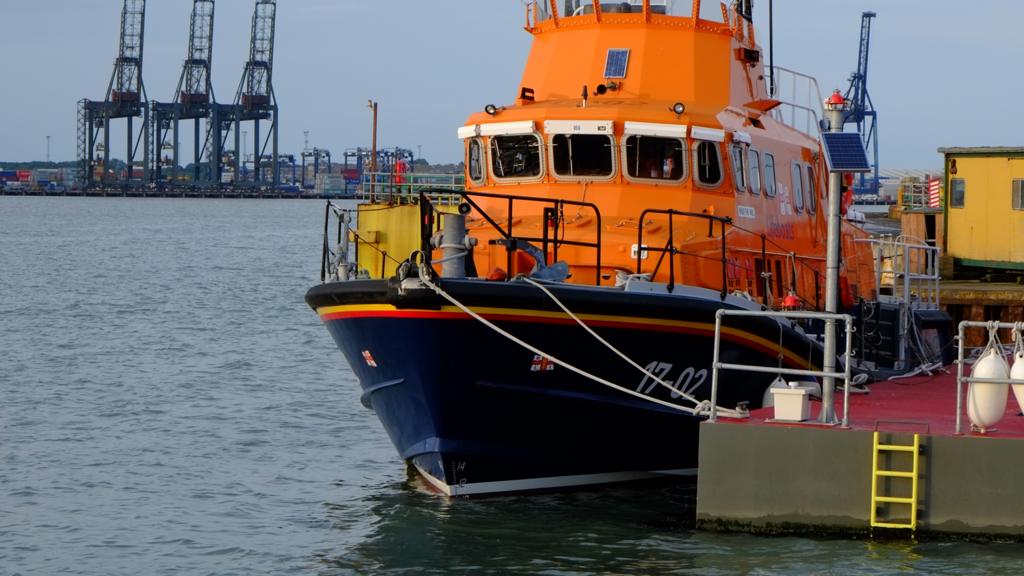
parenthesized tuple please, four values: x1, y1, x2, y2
(663, 150, 677, 180)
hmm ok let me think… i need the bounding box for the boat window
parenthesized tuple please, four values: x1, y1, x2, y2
(532, 1, 552, 21)
(731, 145, 747, 193)
(491, 135, 543, 180)
(698, 0, 726, 22)
(563, 1, 687, 16)
(624, 136, 685, 182)
(694, 141, 723, 187)
(1014, 180, 1024, 211)
(659, 1, 692, 16)
(805, 165, 817, 214)
(764, 153, 777, 197)
(467, 138, 485, 184)
(748, 149, 762, 196)
(950, 178, 966, 208)
(791, 162, 804, 212)
(552, 134, 615, 179)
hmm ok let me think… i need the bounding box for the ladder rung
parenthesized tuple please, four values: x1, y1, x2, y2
(873, 521, 915, 530)
(875, 496, 914, 504)
(876, 470, 915, 478)
(877, 444, 916, 452)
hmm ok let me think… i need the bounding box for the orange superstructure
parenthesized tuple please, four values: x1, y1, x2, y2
(456, 0, 874, 309)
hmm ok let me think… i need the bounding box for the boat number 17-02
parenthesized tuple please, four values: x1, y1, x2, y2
(636, 362, 708, 399)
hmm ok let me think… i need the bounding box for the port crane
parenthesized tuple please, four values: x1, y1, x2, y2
(210, 0, 280, 187)
(843, 11, 880, 196)
(77, 0, 150, 189)
(151, 0, 217, 186)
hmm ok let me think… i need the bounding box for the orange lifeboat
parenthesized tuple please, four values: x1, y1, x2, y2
(307, 0, 883, 497)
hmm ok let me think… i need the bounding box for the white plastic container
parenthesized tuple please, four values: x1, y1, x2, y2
(770, 383, 811, 422)
(967, 348, 1010, 432)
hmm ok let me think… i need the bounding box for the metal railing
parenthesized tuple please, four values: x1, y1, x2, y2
(954, 321, 1024, 435)
(859, 235, 941, 311)
(356, 171, 465, 204)
(857, 235, 942, 370)
(444, 188, 602, 282)
(709, 309, 855, 427)
(768, 66, 825, 139)
(635, 209, 732, 299)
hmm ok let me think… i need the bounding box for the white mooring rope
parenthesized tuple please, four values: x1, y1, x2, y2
(417, 264, 748, 419)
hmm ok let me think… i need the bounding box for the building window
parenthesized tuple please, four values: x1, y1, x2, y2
(694, 141, 723, 187)
(624, 136, 685, 182)
(551, 134, 614, 179)
(764, 153, 777, 197)
(950, 178, 966, 208)
(468, 139, 484, 184)
(1014, 179, 1024, 211)
(805, 165, 817, 214)
(490, 135, 542, 180)
(731, 145, 748, 193)
(748, 149, 762, 196)
(791, 162, 804, 212)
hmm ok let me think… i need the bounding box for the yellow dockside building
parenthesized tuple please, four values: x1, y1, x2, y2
(939, 147, 1024, 272)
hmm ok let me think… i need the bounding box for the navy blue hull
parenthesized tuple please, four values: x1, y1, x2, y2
(309, 278, 823, 495)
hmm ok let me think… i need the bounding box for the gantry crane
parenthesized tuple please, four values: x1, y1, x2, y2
(151, 1, 217, 186)
(77, 0, 150, 189)
(210, 0, 279, 188)
(843, 11, 880, 196)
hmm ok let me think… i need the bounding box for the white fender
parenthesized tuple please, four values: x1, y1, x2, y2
(967, 348, 1010, 431)
(1011, 352, 1024, 411)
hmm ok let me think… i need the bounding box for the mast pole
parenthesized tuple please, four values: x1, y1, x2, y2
(820, 93, 847, 425)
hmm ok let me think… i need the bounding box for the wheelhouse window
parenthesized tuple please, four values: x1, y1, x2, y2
(748, 149, 762, 196)
(490, 134, 542, 180)
(764, 153, 777, 197)
(791, 162, 804, 212)
(950, 178, 966, 208)
(467, 138, 485, 184)
(1013, 180, 1024, 211)
(805, 165, 817, 214)
(552, 134, 615, 179)
(731, 145, 748, 193)
(624, 136, 685, 182)
(562, 1, 691, 17)
(532, 1, 552, 21)
(694, 141, 723, 187)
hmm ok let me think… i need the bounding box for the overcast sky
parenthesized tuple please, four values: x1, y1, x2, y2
(0, 0, 1020, 168)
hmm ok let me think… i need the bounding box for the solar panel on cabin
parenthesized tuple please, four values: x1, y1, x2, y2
(821, 132, 872, 173)
(604, 49, 630, 79)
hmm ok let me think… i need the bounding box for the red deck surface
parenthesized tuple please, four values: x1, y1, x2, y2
(735, 370, 1024, 438)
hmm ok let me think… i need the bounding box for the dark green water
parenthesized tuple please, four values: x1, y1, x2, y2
(1, 197, 1020, 575)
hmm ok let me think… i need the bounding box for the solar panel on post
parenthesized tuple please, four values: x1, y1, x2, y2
(604, 49, 630, 79)
(821, 132, 872, 173)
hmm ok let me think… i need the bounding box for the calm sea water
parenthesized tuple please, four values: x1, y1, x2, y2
(1, 196, 1021, 575)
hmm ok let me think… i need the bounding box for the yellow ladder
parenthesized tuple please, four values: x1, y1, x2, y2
(870, 431, 920, 530)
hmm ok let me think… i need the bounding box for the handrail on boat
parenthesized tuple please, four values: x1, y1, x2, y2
(709, 309, 856, 428)
(420, 189, 604, 286)
(635, 208, 732, 300)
